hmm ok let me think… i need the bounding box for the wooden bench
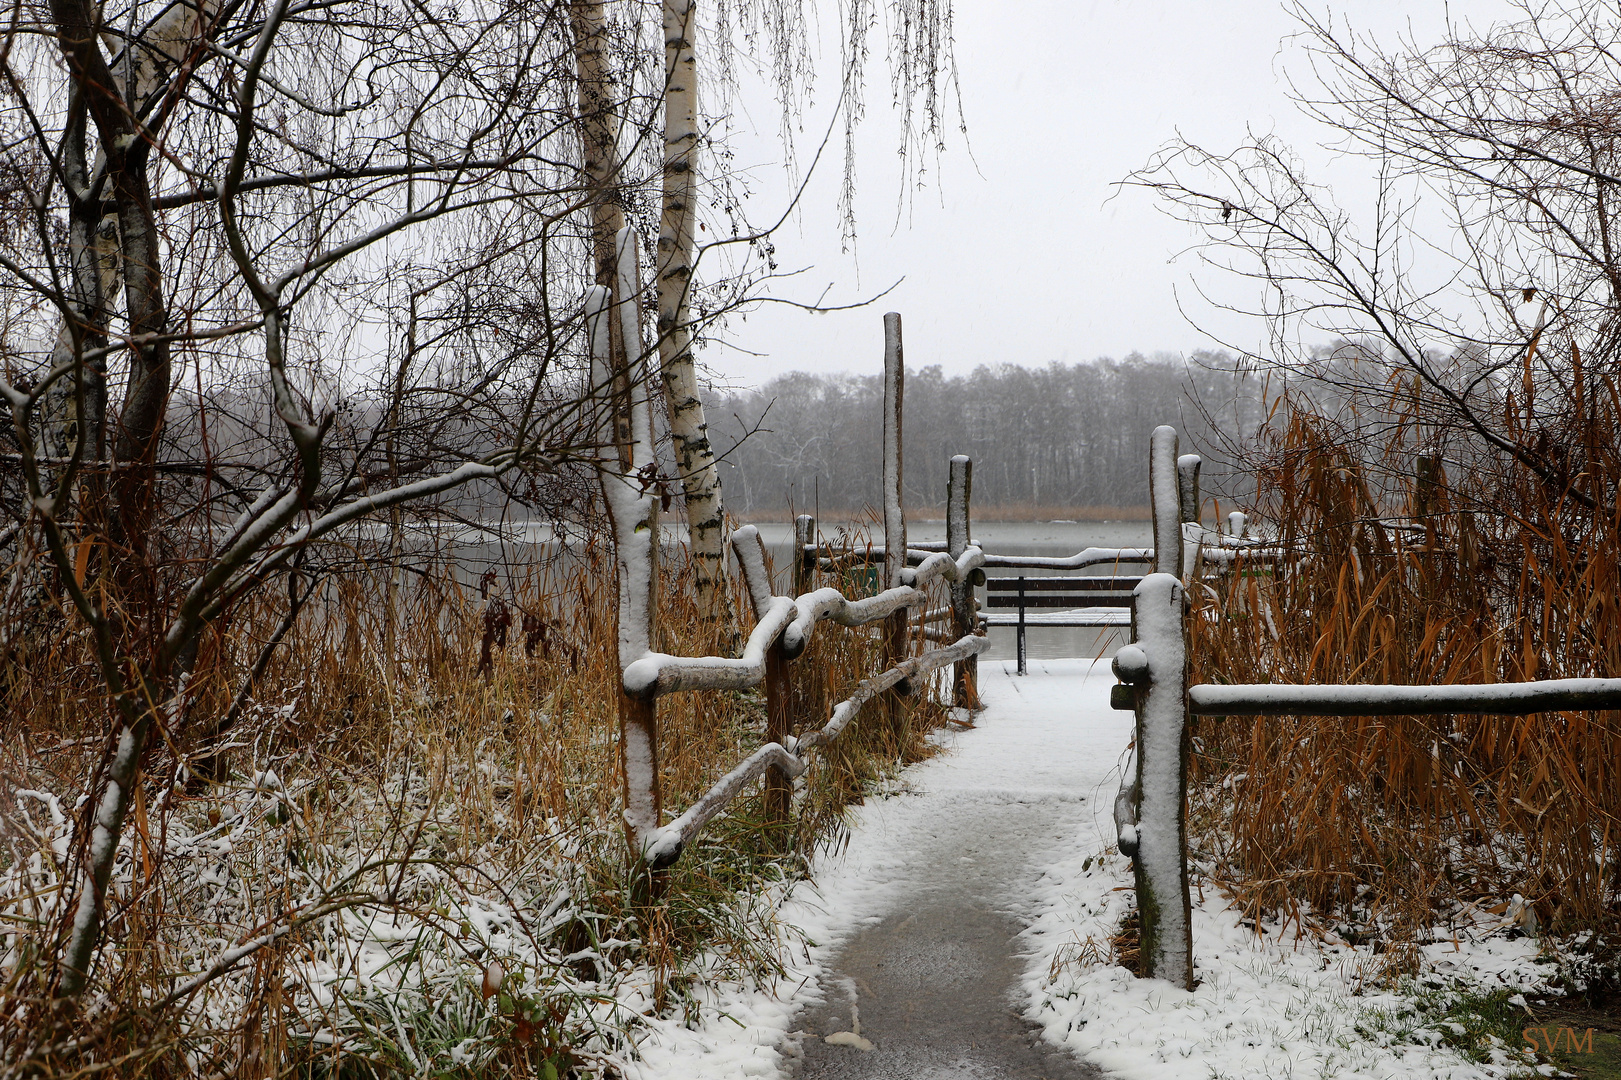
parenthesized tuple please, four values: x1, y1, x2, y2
(984, 575, 1142, 674)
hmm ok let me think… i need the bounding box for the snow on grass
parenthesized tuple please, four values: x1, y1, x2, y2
(643, 657, 1568, 1080)
(1021, 841, 1560, 1080)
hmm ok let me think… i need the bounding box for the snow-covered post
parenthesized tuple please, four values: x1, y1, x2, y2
(881, 313, 911, 714)
(882, 313, 906, 592)
(1177, 453, 1202, 583)
(1131, 572, 1194, 989)
(1120, 426, 1195, 987)
(1150, 426, 1182, 578)
(1415, 450, 1441, 546)
(947, 454, 979, 708)
(794, 514, 815, 597)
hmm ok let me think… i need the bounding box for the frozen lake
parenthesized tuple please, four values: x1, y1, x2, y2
(400, 517, 1151, 663)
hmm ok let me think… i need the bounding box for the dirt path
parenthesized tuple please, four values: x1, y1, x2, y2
(780, 660, 1120, 1080)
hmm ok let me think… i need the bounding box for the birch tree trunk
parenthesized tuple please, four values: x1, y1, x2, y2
(658, 0, 733, 637)
(570, 0, 636, 469)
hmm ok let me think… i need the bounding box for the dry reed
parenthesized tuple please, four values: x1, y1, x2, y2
(1189, 401, 1621, 976)
(0, 517, 953, 1077)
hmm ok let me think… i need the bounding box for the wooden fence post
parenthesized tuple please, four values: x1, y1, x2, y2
(1415, 450, 1441, 547)
(1131, 425, 1194, 988)
(1177, 453, 1201, 583)
(793, 513, 815, 597)
(587, 282, 663, 871)
(736, 527, 793, 827)
(882, 313, 911, 724)
(1151, 426, 1183, 578)
(947, 454, 979, 708)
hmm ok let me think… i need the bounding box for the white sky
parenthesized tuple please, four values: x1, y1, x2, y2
(698, 0, 1521, 389)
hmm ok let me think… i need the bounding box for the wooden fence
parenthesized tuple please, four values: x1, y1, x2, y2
(589, 284, 998, 870)
(1110, 424, 1621, 990)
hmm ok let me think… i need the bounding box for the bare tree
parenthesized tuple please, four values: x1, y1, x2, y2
(1133, 0, 1621, 510)
(0, 0, 620, 1016)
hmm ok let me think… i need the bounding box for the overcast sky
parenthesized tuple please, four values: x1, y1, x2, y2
(697, 0, 1521, 389)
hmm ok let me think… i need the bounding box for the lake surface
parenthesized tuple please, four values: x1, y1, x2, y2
(386, 517, 1151, 663)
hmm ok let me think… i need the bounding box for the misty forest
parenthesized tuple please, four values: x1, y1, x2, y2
(5, 0, 1621, 1078)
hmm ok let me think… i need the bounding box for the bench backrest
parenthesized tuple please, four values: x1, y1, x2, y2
(982, 576, 1141, 609)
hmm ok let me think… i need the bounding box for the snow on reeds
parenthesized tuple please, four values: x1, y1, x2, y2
(0, 526, 952, 1076)
(1188, 405, 1621, 971)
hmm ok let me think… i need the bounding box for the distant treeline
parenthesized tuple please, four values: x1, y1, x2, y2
(708, 352, 1268, 516)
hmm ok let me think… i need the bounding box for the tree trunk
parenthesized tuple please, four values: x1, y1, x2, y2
(570, 0, 635, 470)
(658, 0, 732, 639)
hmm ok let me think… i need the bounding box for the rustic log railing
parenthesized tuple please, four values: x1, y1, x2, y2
(1109, 423, 1621, 990)
(588, 288, 991, 871)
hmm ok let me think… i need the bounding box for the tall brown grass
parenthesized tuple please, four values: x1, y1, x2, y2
(1190, 401, 1621, 964)
(0, 520, 951, 1076)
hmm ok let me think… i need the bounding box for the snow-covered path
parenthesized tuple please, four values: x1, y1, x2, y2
(628, 657, 1127, 1078)
(631, 657, 1561, 1080)
(785, 657, 1117, 1078)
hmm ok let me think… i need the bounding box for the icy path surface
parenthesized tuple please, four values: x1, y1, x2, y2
(628, 658, 1124, 1079)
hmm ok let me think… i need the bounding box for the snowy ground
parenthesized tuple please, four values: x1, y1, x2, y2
(629, 659, 1562, 1080)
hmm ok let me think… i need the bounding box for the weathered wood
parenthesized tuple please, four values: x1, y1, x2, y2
(882, 313, 906, 593)
(1177, 453, 1202, 583)
(1150, 426, 1182, 579)
(1122, 429, 1194, 988)
(1188, 677, 1621, 716)
(947, 454, 979, 709)
(620, 691, 661, 858)
(1131, 573, 1193, 989)
(764, 639, 792, 825)
(1177, 454, 1201, 525)
(882, 313, 910, 718)
(793, 514, 815, 597)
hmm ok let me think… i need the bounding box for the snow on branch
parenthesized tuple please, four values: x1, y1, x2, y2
(1189, 677, 1621, 716)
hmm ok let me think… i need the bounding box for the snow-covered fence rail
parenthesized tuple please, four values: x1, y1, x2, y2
(1109, 423, 1621, 992)
(1186, 679, 1621, 716)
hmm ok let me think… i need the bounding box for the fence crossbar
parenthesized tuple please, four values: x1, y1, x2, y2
(1187, 678, 1621, 716)
(641, 632, 991, 866)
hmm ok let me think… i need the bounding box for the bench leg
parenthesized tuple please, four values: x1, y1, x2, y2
(1017, 576, 1027, 675)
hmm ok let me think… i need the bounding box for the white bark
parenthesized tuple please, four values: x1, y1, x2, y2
(658, 0, 732, 628)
